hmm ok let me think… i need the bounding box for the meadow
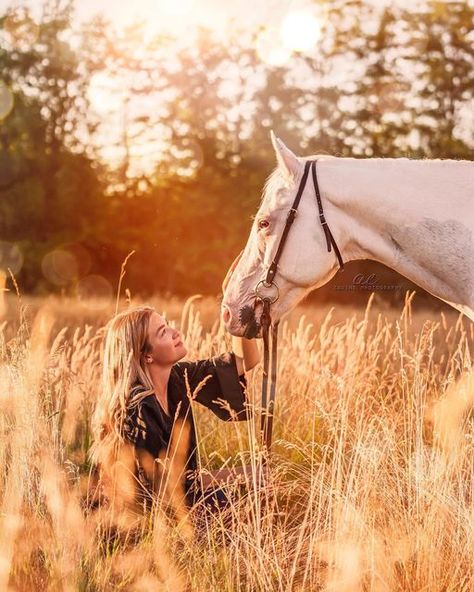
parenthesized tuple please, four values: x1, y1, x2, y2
(0, 288, 473, 591)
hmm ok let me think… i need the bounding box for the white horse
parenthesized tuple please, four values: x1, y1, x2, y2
(222, 131, 474, 338)
(222, 133, 474, 454)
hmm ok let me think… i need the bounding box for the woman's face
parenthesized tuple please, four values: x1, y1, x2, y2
(144, 312, 187, 366)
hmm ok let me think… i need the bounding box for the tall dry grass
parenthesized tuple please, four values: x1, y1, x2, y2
(0, 291, 473, 591)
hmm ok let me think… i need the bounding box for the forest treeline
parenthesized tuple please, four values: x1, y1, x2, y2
(0, 0, 473, 302)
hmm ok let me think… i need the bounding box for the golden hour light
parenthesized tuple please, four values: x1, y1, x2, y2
(157, 0, 196, 17)
(256, 27, 292, 67)
(77, 274, 114, 309)
(41, 250, 79, 286)
(2, 0, 474, 589)
(0, 241, 23, 274)
(88, 72, 124, 114)
(0, 82, 14, 120)
(196, 4, 228, 35)
(280, 10, 322, 53)
(3, 7, 40, 50)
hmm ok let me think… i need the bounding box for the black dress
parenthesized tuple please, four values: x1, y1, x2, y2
(123, 352, 249, 507)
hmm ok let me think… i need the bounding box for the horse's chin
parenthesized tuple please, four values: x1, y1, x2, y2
(264, 284, 312, 325)
(235, 283, 310, 339)
(243, 322, 261, 339)
(239, 308, 260, 339)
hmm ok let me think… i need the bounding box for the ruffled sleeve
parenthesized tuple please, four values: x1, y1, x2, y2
(175, 352, 250, 421)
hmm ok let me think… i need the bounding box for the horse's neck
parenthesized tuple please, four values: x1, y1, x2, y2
(320, 158, 474, 320)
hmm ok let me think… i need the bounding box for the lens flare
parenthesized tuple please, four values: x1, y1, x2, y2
(61, 243, 92, 277)
(0, 241, 23, 274)
(256, 28, 292, 67)
(77, 275, 113, 310)
(0, 83, 14, 121)
(41, 250, 79, 286)
(280, 10, 321, 53)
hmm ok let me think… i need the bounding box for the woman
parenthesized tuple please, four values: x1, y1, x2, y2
(90, 285, 259, 513)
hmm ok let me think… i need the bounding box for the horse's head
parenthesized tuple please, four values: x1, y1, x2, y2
(222, 132, 343, 338)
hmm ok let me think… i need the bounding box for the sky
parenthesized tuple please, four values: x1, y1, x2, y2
(1, 0, 472, 173)
(0, 0, 427, 36)
(1, 0, 317, 36)
(1, 0, 336, 174)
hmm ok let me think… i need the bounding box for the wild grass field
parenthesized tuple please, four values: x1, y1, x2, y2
(0, 289, 473, 592)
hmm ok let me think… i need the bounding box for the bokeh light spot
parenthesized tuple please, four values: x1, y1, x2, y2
(0, 241, 23, 275)
(88, 72, 124, 114)
(172, 137, 204, 174)
(0, 83, 14, 121)
(4, 8, 40, 51)
(280, 11, 321, 53)
(77, 275, 114, 310)
(42, 250, 79, 286)
(61, 243, 92, 277)
(256, 28, 292, 67)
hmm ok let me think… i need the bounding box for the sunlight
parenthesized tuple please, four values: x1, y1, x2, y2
(196, 4, 228, 38)
(3, 7, 40, 51)
(157, 0, 196, 17)
(0, 83, 14, 121)
(0, 241, 23, 274)
(88, 72, 124, 114)
(256, 28, 292, 67)
(280, 10, 322, 53)
(254, 9, 323, 68)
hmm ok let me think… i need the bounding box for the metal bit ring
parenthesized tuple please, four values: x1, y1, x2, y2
(255, 279, 279, 304)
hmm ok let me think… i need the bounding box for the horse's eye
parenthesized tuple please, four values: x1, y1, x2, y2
(257, 219, 270, 231)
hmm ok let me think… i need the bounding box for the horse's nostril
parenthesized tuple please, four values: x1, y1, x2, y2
(222, 306, 231, 324)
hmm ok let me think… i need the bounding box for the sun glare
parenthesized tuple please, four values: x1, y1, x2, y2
(280, 10, 322, 53)
(88, 73, 124, 114)
(158, 0, 196, 17)
(256, 28, 292, 67)
(57, 2, 325, 173)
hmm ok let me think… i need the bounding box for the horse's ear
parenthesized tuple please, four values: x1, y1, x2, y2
(270, 130, 300, 180)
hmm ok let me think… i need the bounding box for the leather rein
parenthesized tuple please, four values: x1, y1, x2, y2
(255, 159, 344, 450)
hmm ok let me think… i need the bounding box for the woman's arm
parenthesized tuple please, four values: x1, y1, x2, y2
(232, 335, 260, 374)
(198, 464, 266, 489)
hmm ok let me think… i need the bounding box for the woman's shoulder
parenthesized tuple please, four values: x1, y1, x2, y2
(170, 353, 249, 421)
(124, 385, 164, 447)
(128, 382, 154, 402)
(172, 352, 237, 376)
(126, 384, 156, 423)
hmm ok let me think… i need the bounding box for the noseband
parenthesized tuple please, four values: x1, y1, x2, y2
(255, 159, 344, 451)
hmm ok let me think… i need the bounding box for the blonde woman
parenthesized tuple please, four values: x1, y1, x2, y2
(90, 266, 259, 511)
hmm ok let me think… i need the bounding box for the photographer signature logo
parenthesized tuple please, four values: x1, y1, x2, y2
(334, 273, 403, 292)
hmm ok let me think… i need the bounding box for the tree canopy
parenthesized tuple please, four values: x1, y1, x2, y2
(1, 0, 473, 303)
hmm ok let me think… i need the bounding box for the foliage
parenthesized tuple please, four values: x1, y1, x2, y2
(0, 0, 473, 296)
(1, 295, 473, 590)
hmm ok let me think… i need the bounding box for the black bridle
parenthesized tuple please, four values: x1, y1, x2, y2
(255, 159, 344, 451)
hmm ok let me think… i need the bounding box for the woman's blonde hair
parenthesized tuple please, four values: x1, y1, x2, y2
(90, 305, 156, 466)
